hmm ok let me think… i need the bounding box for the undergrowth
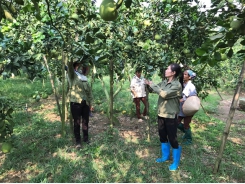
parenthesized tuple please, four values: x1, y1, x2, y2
(0, 76, 245, 183)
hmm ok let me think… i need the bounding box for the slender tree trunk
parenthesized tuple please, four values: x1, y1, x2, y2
(43, 55, 62, 119)
(109, 59, 114, 126)
(61, 51, 67, 136)
(67, 60, 74, 133)
(145, 86, 151, 142)
(214, 87, 223, 100)
(213, 61, 245, 173)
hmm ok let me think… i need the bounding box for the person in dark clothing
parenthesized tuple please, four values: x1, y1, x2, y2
(69, 61, 93, 149)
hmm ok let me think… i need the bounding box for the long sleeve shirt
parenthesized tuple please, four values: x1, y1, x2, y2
(69, 72, 93, 107)
(149, 78, 182, 118)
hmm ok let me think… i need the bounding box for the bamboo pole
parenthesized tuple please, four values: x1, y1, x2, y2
(213, 60, 245, 173)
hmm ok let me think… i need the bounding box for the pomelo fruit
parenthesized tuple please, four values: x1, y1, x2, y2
(99, 0, 118, 21)
(1, 142, 12, 153)
(155, 34, 162, 40)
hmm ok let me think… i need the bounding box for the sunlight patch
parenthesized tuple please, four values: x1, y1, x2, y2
(135, 148, 149, 158)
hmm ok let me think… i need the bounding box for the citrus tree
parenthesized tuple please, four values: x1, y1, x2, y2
(192, 0, 245, 173)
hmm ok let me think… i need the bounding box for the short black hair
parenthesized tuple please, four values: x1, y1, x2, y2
(73, 62, 80, 69)
(135, 68, 142, 73)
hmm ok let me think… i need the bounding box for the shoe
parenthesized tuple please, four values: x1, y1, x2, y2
(138, 119, 143, 122)
(156, 142, 170, 163)
(75, 143, 82, 149)
(169, 146, 182, 171)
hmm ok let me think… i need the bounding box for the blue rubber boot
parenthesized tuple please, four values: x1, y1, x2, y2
(156, 143, 170, 163)
(169, 146, 182, 171)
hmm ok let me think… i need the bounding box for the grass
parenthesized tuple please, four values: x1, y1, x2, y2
(0, 75, 245, 182)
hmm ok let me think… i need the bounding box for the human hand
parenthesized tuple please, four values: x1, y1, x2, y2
(144, 79, 152, 85)
(90, 106, 94, 112)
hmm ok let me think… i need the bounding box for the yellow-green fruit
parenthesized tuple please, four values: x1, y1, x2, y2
(155, 34, 162, 40)
(99, 0, 118, 21)
(230, 20, 242, 29)
(42, 93, 48, 99)
(143, 20, 151, 26)
(1, 142, 12, 153)
(155, 43, 161, 49)
(125, 45, 132, 50)
(71, 13, 79, 20)
(4, 10, 13, 22)
(183, 49, 190, 54)
(221, 54, 227, 60)
(162, 44, 168, 50)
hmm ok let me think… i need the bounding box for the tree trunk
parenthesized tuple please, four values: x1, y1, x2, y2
(109, 59, 114, 126)
(145, 86, 151, 142)
(214, 86, 223, 100)
(66, 60, 74, 133)
(43, 55, 62, 119)
(61, 51, 67, 136)
(213, 60, 245, 173)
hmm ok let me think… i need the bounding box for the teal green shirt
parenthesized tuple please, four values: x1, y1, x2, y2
(149, 78, 182, 118)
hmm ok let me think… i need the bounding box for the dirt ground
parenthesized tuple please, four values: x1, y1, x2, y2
(213, 92, 245, 123)
(39, 91, 245, 143)
(1, 91, 245, 183)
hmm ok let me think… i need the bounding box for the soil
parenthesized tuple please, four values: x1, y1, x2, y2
(37, 91, 245, 144)
(214, 92, 245, 123)
(1, 91, 245, 183)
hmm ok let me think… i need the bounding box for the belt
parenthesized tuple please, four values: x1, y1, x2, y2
(71, 102, 82, 106)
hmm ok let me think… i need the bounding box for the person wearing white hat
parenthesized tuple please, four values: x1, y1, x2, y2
(178, 69, 197, 145)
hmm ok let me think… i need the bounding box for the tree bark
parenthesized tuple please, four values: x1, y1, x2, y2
(109, 59, 114, 126)
(61, 51, 67, 136)
(43, 55, 62, 119)
(213, 60, 245, 173)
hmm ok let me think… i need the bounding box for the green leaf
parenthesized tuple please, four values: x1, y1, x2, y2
(95, 32, 106, 40)
(97, 55, 108, 62)
(198, 63, 207, 74)
(237, 50, 245, 54)
(195, 48, 206, 56)
(6, 108, 14, 116)
(214, 52, 221, 60)
(75, 49, 84, 56)
(0, 32, 3, 39)
(208, 59, 217, 67)
(216, 42, 228, 48)
(227, 48, 233, 58)
(209, 33, 224, 41)
(240, 39, 245, 46)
